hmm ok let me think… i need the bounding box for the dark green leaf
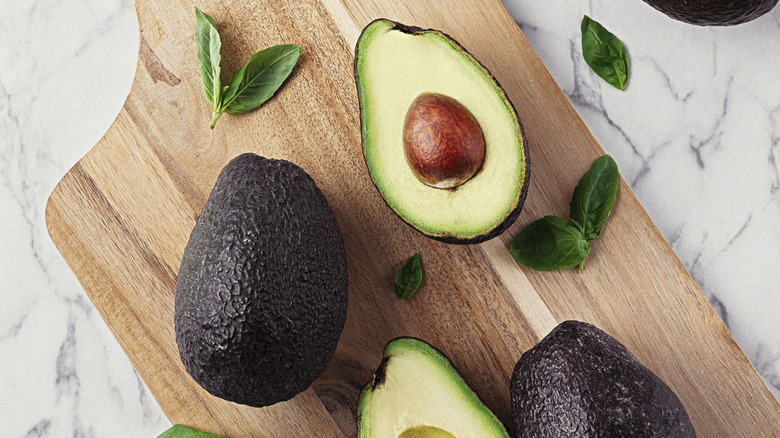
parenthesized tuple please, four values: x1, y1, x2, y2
(510, 216, 590, 271)
(195, 8, 222, 106)
(158, 424, 231, 438)
(222, 44, 301, 115)
(581, 16, 629, 90)
(570, 155, 619, 237)
(394, 253, 422, 300)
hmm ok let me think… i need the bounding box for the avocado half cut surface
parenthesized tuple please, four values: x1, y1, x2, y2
(358, 337, 510, 438)
(643, 0, 778, 25)
(510, 321, 696, 437)
(175, 153, 348, 407)
(355, 19, 530, 244)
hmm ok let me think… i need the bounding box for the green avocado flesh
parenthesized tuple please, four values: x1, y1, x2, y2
(355, 20, 529, 243)
(358, 338, 510, 438)
(174, 153, 348, 407)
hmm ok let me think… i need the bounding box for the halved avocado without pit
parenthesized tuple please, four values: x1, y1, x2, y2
(355, 19, 530, 244)
(358, 337, 510, 438)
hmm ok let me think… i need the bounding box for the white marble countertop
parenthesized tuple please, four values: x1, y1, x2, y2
(1, 0, 778, 436)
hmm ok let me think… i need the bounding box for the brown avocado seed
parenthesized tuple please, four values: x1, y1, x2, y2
(403, 93, 485, 189)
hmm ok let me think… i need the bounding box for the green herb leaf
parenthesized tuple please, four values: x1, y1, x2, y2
(195, 8, 222, 110)
(194, 11, 300, 129)
(510, 155, 619, 271)
(394, 253, 422, 300)
(510, 216, 590, 271)
(570, 154, 619, 237)
(158, 424, 231, 438)
(581, 16, 629, 90)
(222, 44, 301, 115)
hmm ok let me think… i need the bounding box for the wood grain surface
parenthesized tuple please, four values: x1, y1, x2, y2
(45, 0, 780, 436)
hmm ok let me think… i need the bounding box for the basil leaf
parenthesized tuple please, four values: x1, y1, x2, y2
(394, 253, 422, 300)
(570, 154, 619, 237)
(222, 44, 301, 115)
(195, 8, 222, 107)
(581, 16, 629, 90)
(510, 216, 590, 271)
(158, 424, 230, 438)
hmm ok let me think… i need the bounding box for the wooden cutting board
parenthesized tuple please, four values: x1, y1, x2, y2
(45, 0, 780, 436)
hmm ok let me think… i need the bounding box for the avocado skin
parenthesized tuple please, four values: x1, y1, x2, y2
(174, 153, 348, 407)
(354, 19, 531, 245)
(510, 321, 695, 437)
(643, 0, 778, 25)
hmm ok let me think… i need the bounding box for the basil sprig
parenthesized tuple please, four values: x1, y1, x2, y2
(395, 253, 422, 300)
(158, 424, 230, 438)
(510, 155, 619, 271)
(195, 8, 301, 129)
(581, 16, 629, 90)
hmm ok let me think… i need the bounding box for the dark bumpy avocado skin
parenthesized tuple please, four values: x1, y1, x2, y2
(644, 0, 778, 25)
(510, 321, 695, 438)
(175, 153, 348, 407)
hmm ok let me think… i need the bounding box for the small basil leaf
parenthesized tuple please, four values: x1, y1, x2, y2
(510, 216, 590, 271)
(581, 16, 629, 90)
(195, 8, 222, 106)
(394, 253, 422, 300)
(222, 44, 301, 115)
(570, 155, 619, 237)
(157, 424, 231, 438)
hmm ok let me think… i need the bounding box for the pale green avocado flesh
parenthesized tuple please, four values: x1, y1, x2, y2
(355, 20, 528, 243)
(358, 338, 510, 438)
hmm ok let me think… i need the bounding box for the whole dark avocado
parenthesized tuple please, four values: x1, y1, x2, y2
(643, 0, 778, 25)
(510, 321, 696, 438)
(174, 153, 348, 407)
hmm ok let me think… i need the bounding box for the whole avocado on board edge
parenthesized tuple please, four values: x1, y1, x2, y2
(643, 0, 778, 25)
(354, 19, 530, 244)
(511, 321, 696, 437)
(174, 153, 348, 407)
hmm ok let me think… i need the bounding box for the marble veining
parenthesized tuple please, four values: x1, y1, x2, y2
(1, 0, 778, 436)
(0, 0, 169, 436)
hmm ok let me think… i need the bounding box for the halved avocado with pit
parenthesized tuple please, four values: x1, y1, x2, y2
(358, 337, 510, 438)
(355, 19, 530, 244)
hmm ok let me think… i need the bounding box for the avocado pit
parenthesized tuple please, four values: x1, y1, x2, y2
(403, 93, 485, 189)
